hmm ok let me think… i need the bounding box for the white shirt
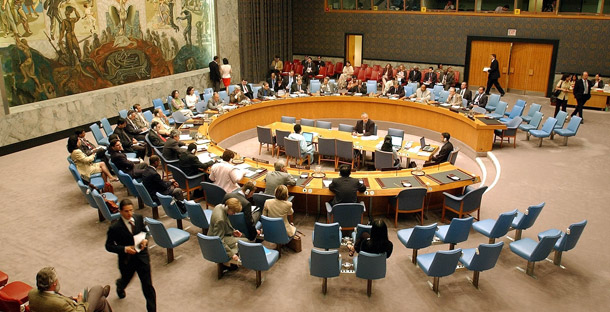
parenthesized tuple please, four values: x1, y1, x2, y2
(185, 94, 198, 108)
(288, 133, 313, 154)
(122, 216, 135, 234)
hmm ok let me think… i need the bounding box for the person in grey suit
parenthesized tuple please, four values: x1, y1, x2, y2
(209, 198, 249, 261)
(264, 160, 297, 195)
(329, 165, 366, 206)
(162, 130, 185, 160)
(290, 77, 307, 94)
(458, 82, 472, 103)
(320, 76, 337, 94)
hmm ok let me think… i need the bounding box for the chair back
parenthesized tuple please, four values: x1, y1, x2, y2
(133, 180, 158, 207)
(310, 249, 341, 278)
(153, 98, 170, 115)
(275, 129, 291, 148)
(91, 189, 120, 221)
(554, 110, 568, 128)
(515, 99, 526, 107)
(238, 240, 278, 271)
(461, 98, 469, 108)
(227, 85, 236, 95)
(257, 126, 274, 145)
(352, 224, 372, 242)
(77, 180, 97, 209)
(317, 138, 336, 158)
(156, 192, 187, 220)
(444, 216, 474, 244)
(119, 109, 128, 118)
(316, 120, 332, 129)
(396, 188, 427, 212)
(300, 118, 315, 127)
(117, 170, 139, 197)
(472, 106, 487, 114)
(261, 215, 292, 244)
(507, 105, 524, 119)
(330, 203, 365, 229)
(68, 164, 82, 183)
(338, 124, 354, 133)
(89, 123, 106, 145)
(0, 286, 31, 312)
(310, 81, 321, 93)
(374, 150, 394, 170)
(433, 85, 443, 96)
(252, 86, 261, 96)
(336, 139, 354, 161)
(253, 192, 274, 211)
(100, 118, 114, 136)
(197, 233, 230, 263)
(195, 101, 207, 113)
(355, 251, 386, 280)
(143, 110, 154, 122)
(312, 222, 341, 250)
(281, 116, 297, 124)
(466, 242, 504, 272)
(145, 217, 174, 248)
(462, 185, 488, 214)
(172, 111, 189, 124)
(540, 117, 558, 134)
(335, 62, 343, 74)
(529, 232, 562, 262)
(406, 223, 437, 249)
(489, 209, 518, 238)
(506, 116, 523, 129)
(387, 128, 404, 140)
(524, 103, 541, 120)
(204, 87, 214, 94)
(185, 200, 210, 230)
(494, 101, 507, 115)
(565, 116, 582, 134)
(513, 202, 544, 230)
(218, 91, 230, 103)
(202, 93, 213, 106)
(168, 164, 203, 189)
(425, 249, 463, 277)
(555, 220, 587, 252)
(448, 149, 459, 165)
(228, 212, 252, 239)
(438, 90, 450, 103)
(366, 81, 376, 94)
(284, 138, 302, 159)
(201, 182, 226, 207)
(487, 94, 500, 109)
(404, 86, 414, 97)
(528, 111, 544, 128)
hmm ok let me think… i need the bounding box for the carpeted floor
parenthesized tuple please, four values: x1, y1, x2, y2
(1, 93, 609, 311)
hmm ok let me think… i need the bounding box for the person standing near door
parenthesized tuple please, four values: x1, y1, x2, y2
(485, 54, 505, 97)
(571, 71, 591, 123)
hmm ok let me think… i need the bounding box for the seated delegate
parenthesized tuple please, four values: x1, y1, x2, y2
(263, 185, 296, 238)
(329, 165, 366, 206)
(209, 198, 248, 262)
(353, 112, 376, 136)
(68, 135, 116, 182)
(424, 132, 453, 166)
(287, 124, 314, 164)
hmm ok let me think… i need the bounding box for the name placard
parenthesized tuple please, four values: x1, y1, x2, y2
(252, 158, 269, 164)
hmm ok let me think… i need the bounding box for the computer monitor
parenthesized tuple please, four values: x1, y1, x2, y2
(303, 132, 314, 143)
(420, 136, 427, 147)
(391, 136, 403, 148)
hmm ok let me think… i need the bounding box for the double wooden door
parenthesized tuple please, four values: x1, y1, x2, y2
(468, 40, 554, 95)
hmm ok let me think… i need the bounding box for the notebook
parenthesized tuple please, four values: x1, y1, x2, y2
(420, 137, 435, 152)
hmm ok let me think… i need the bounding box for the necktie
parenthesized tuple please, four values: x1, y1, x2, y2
(159, 133, 166, 142)
(129, 220, 135, 234)
(584, 80, 588, 94)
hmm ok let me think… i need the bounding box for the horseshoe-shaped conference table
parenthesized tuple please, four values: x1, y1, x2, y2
(180, 96, 505, 217)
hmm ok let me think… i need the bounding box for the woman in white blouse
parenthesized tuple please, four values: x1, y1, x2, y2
(184, 86, 198, 110)
(338, 61, 354, 89)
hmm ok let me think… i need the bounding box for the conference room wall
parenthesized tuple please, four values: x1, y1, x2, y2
(292, 0, 610, 75)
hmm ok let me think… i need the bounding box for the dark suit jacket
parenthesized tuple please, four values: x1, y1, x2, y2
(283, 76, 296, 91)
(387, 86, 405, 97)
(290, 83, 306, 94)
(573, 79, 592, 100)
(125, 118, 146, 140)
(113, 127, 135, 152)
(488, 59, 500, 80)
(111, 150, 135, 176)
(223, 192, 257, 241)
(303, 61, 317, 76)
(329, 177, 366, 206)
(424, 72, 437, 84)
(471, 92, 488, 108)
(147, 131, 165, 148)
(267, 77, 282, 92)
(179, 152, 213, 176)
(141, 165, 171, 201)
(409, 70, 421, 83)
(348, 84, 367, 94)
(257, 88, 276, 99)
(241, 84, 254, 99)
(162, 138, 185, 160)
(355, 119, 376, 136)
(106, 214, 150, 267)
(209, 61, 221, 82)
(459, 88, 472, 102)
(430, 141, 454, 164)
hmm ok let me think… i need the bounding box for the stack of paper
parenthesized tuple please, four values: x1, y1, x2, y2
(179, 134, 192, 141)
(417, 151, 431, 157)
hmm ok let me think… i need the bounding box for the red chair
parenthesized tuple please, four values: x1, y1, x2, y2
(315, 67, 327, 80)
(453, 71, 460, 85)
(0, 270, 8, 287)
(357, 69, 366, 81)
(281, 63, 292, 76)
(364, 67, 373, 80)
(353, 66, 361, 77)
(283, 60, 290, 69)
(326, 63, 335, 78)
(361, 64, 368, 70)
(372, 64, 381, 72)
(295, 64, 304, 76)
(370, 70, 380, 82)
(335, 62, 343, 77)
(0, 281, 32, 312)
(293, 59, 301, 65)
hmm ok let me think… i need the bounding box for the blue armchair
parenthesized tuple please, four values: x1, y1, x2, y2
(459, 242, 504, 288)
(509, 229, 561, 277)
(417, 249, 463, 295)
(261, 215, 292, 257)
(145, 217, 190, 263)
(156, 192, 188, 229)
(397, 223, 437, 264)
(510, 202, 545, 240)
(197, 233, 232, 279)
(441, 185, 487, 222)
(434, 216, 473, 250)
(312, 222, 341, 250)
(354, 251, 386, 297)
(472, 209, 518, 244)
(537, 220, 587, 267)
(238, 241, 280, 288)
(309, 249, 341, 294)
(201, 182, 226, 208)
(167, 164, 203, 200)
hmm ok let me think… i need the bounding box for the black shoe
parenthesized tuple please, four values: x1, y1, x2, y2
(500, 93, 505, 97)
(115, 280, 126, 299)
(580, 119, 584, 124)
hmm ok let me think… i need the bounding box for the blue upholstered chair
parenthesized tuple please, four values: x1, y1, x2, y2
(537, 220, 587, 267)
(89, 123, 109, 146)
(494, 116, 522, 148)
(551, 110, 568, 135)
(325, 202, 366, 231)
(462, 98, 469, 108)
(485, 94, 500, 112)
(261, 215, 292, 257)
(200, 182, 226, 208)
(338, 123, 354, 133)
(504, 99, 526, 117)
(281, 116, 297, 124)
(218, 90, 230, 103)
(203, 87, 213, 94)
(310, 80, 321, 93)
(471, 106, 487, 114)
(312, 222, 341, 250)
(100, 117, 114, 136)
(69, 164, 105, 190)
(143, 110, 154, 123)
(351, 224, 372, 243)
(300, 118, 315, 127)
(416, 249, 462, 295)
(117, 169, 139, 197)
(486, 101, 507, 119)
(473, 209, 518, 244)
(251, 86, 261, 97)
(153, 147, 177, 180)
(404, 86, 414, 97)
(171, 111, 189, 124)
(553, 116, 582, 146)
(366, 80, 377, 94)
(197, 233, 233, 279)
(509, 229, 561, 277)
(118, 109, 128, 118)
(316, 120, 332, 129)
(227, 85, 236, 95)
(185, 200, 212, 234)
(156, 192, 188, 229)
(195, 101, 207, 113)
(521, 103, 541, 123)
(407, 82, 418, 92)
(434, 216, 473, 250)
(317, 137, 337, 168)
(133, 180, 160, 219)
(309, 249, 341, 294)
(167, 164, 203, 200)
(77, 181, 113, 221)
(432, 85, 444, 100)
(202, 93, 213, 107)
(389, 188, 427, 227)
(228, 212, 252, 240)
(238, 240, 280, 288)
(499, 105, 523, 123)
(510, 202, 545, 241)
(397, 223, 437, 264)
(438, 90, 449, 103)
(519, 111, 543, 140)
(459, 242, 504, 288)
(91, 189, 120, 221)
(257, 126, 276, 157)
(354, 251, 387, 297)
(529, 117, 557, 147)
(441, 185, 488, 222)
(145, 217, 190, 263)
(374, 150, 395, 170)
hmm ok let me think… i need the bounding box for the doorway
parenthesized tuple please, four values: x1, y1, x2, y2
(345, 34, 363, 67)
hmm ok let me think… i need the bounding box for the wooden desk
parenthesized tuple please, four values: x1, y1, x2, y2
(566, 89, 610, 109)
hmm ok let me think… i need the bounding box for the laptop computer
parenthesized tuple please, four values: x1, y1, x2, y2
(420, 137, 435, 152)
(391, 136, 403, 149)
(303, 132, 314, 146)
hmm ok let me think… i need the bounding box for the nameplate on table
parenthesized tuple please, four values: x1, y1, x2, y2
(252, 158, 269, 164)
(290, 164, 310, 170)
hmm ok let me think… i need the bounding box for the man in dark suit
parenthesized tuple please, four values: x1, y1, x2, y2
(105, 199, 156, 312)
(423, 67, 437, 86)
(113, 118, 147, 158)
(425, 132, 454, 166)
(178, 143, 214, 177)
(458, 82, 472, 103)
(209, 55, 221, 92)
(147, 121, 166, 148)
(302, 57, 317, 85)
(485, 54, 505, 96)
(387, 80, 405, 98)
(142, 156, 185, 209)
(109, 139, 147, 177)
(283, 70, 296, 92)
(470, 86, 488, 108)
(257, 82, 276, 99)
(409, 67, 422, 84)
(571, 71, 591, 123)
(240, 79, 254, 99)
(290, 77, 306, 94)
(125, 110, 148, 141)
(329, 165, 366, 206)
(353, 112, 376, 136)
(162, 130, 185, 160)
(267, 72, 282, 92)
(223, 181, 260, 241)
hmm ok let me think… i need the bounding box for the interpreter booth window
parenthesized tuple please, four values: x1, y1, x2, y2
(458, 0, 477, 11)
(559, 0, 601, 14)
(422, 0, 457, 11)
(605, 0, 610, 14)
(480, 0, 513, 12)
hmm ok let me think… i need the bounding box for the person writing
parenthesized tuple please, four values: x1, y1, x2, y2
(329, 164, 366, 206)
(347, 219, 393, 258)
(209, 198, 249, 263)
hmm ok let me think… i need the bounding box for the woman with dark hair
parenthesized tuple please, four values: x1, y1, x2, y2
(184, 86, 198, 110)
(569, 74, 578, 89)
(169, 89, 194, 118)
(338, 60, 354, 89)
(381, 63, 394, 94)
(68, 135, 116, 182)
(220, 58, 232, 90)
(348, 219, 393, 258)
(554, 73, 571, 116)
(380, 135, 400, 167)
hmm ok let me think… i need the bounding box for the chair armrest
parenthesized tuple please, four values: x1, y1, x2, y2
(360, 201, 366, 212)
(443, 192, 464, 201)
(185, 172, 205, 179)
(325, 202, 333, 214)
(287, 196, 294, 202)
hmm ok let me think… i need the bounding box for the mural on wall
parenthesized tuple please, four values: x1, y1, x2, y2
(0, 0, 216, 107)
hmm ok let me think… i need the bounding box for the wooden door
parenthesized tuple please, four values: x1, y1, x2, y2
(346, 35, 355, 66)
(508, 43, 553, 94)
(468, 41, 511, 89)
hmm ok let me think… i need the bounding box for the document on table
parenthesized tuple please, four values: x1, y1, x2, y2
(322, 179, 332, 188)
(361, 135, 379, 141)
(134, 232, 147, 253)
(179, 134, 191, 141)
(197, 152, 213, 163)
(417, 151, 432, 157)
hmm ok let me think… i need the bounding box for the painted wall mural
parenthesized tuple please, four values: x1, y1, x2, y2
(0, 0, 216, 107)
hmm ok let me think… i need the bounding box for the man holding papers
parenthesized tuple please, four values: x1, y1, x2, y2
(424, 132, 454, 166)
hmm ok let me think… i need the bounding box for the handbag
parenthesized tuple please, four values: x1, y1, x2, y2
(88, 183, 119, 213)
(103, 182, 114, 194)
(552, 89, 561, 97)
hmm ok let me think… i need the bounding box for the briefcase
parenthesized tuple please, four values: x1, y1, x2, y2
(287, 235, 302, 253)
